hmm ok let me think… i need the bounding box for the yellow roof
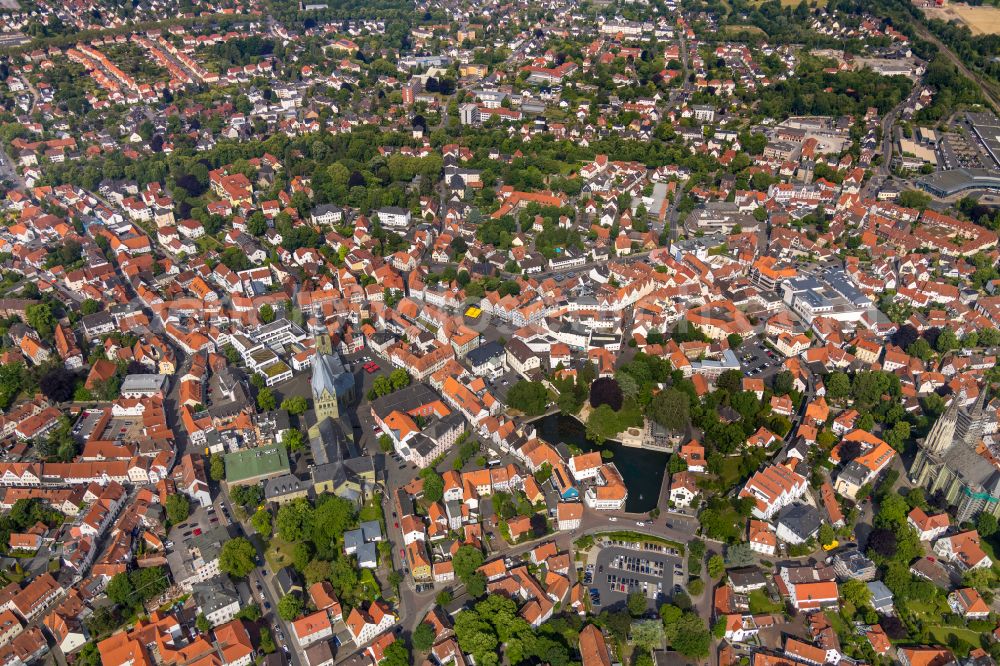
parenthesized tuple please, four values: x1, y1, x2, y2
(465, 306, 482, 318)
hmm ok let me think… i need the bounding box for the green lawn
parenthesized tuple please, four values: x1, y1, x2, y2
(195, 235, 222, 253)
(264, 536, 296, 570)
(598, 531, 685, 554)
(980, 533, 1000, 563)
(748, 589, 783, 614)
(721, 24, 767, 36)
(908, 597, 949, 617)
(925, 626, 981, 655)
(717, 456, 744, 490)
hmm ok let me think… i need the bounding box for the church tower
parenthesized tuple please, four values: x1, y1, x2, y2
(312, 353, 342, 422)
(921, 391, 962, 456)
(310, 334, 354, 424)
(956, 389, 988, 447)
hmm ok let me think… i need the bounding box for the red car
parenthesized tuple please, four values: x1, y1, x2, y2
(364, 362, 380, 373)
(400, 549, 405, 558)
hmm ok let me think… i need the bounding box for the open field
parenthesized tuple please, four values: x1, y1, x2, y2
(923, 3, 1000, 35)
(750, 0, 827, 6)
(721, 24, 768, 36)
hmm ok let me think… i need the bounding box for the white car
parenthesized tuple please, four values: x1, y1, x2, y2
(636, 521, 645, 527)
(608, 517, 618, 522)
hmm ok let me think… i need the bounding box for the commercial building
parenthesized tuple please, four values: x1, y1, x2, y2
(224, 444, 291, 486)
(917, 168, 1000, 198)
(781, 270, 871, 323)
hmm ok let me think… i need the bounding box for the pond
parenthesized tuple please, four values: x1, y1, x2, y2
(534, 413, 668, 514)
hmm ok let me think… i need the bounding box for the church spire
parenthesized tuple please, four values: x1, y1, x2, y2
(922, 390, 963, 456)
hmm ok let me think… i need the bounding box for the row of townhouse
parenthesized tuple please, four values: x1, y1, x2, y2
(0, 453, 171, 487)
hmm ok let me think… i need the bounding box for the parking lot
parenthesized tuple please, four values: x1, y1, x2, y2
(483, 370, 521, 405)
(740, 340, 781, 378)
(589, 544, 684, 612)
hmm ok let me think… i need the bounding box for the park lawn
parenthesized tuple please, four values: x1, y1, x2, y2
(265, 536, 296, 570)
(748, 589, 783, 614)
(925, 626, 981, 655)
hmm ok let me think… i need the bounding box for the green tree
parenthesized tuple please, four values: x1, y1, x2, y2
(936, 328, 959, 354)
(707, 555, 725, 579)
(283, 429, 305, 452)
(236, 604, 262, 621)
(464, 572, 487, 597)
(278, 594, 304, 621)
(716, 369, 742, 395)
(257, 387, 277, 411)
(219, 537, 257, 578)
(962, 566, 997, 594)
(724, 543, 756, 568)
(631, 619, 665, 650)
(907, 338, 932, 361)
(977, 512, 998, 538)
(648, 389, 689, 431)
(259, 627, 276, 654)
(106, 572, 137, 610)
(898, 190, 931, 210)
(627, 591, 648, 616)
(670, 613, 710, 659)
(876, 493, 909, 527)
(280, 396, 308, 415)
(277, 498, 315, 542)
(313, 494, 356, 543)
(382, 641, 410, 666)
(26, 303, 55, 340)
(826, 372, 851, 400)
(413, 622, 437, 651)
(773, 371, 794, 396)
(421, 469, 444, 503)
(0, 363, 24, 410)
(379, 434, 394, 452)
(453, 545, 485, 582)
(196, 613, 211, 633)
(840, 579, 871, 608)
(259, 303, 276, 324)
(210, 454, 225, 481)
(818, 523, 836, 547)
(247, 211, 268, 236)
(389, 368, 411, 391)
(454, 610, 498, 661)
(252, 508, 272, 537)
(77, 645, 101, 666)
(165, 495, 190, 525)
(506, 381, 549, 415)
